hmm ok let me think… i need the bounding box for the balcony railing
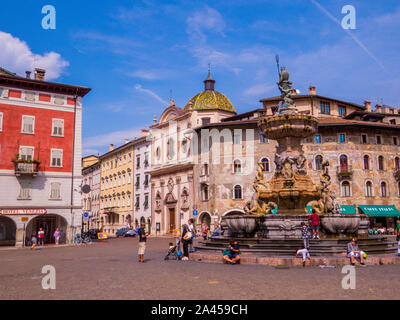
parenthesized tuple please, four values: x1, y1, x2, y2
(337, 164, 353, 179)
(13, 160, 40, 177)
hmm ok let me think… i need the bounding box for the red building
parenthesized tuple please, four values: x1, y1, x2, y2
(0, 67, 90, 246)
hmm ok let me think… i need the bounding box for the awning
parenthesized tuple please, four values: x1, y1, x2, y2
(306, 205, 356, 214)
(358, 205, 400, 217)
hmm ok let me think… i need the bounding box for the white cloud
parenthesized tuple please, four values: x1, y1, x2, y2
(134, 84, 168, 105)
(128, 69, 167, 80)
(243, 83, 275, 97)
(83, 127, 142, 155)
(0, 31, 69, 80)
(186, 6, 226, 42)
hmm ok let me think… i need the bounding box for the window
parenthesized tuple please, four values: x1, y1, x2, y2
(18, 181, 32, 200)
(338, 133, 346, 143)
(122, 174, 126, 185)
(314, 135, 321, 144)
(234, 185, 242, 199)
(260, 132, 268, 144)
(144, 194, 149, 208)
(51, 149, 63, 167)
(395, 157, 400, 171)
(19, 146, 34, 160)
(363, 155, 370, 170)
(390, 119, 396, 125)
(123, 155, 126, 164)
(315, 155, 323, 170)
(201, 184, 209, 201)
(21, 115, 35, 134)
(339, 155, 348, 171)
(233, 133, 241, 145)
(201, 164, 209, 176)
(135, 196, 140, 209)
(376, 135, 382, 144)
(136, 156, 140, 169)
(144, 152, 149, 166)
(366, 181, 373, 197)
(381, 182, 387, 197)
(202, 118, 211, 125)
(144, 174, 149, 186)
(50, 182, 61, 200)
(261, 158, 269, 172)
(233, 159, 241, 173)
(52, 119, 64, 137)
(320, 101, 330, 114)
(378, 155, 384, 170)
(127, 193, 131, 206)
(361, 134, 368, 144)
(341, 181, 351, 197)
(0, 112, 3, 131)
(338, 105, 347, 117)
(393, 137, 398, 145)
(135, 175, 140, 188)
(128, 153, 132, 162)
(128, 172, 131, 184)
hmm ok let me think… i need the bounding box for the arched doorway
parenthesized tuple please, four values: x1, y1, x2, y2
(147, 218, 151, 234)
(26, 214, 68, 245)
(0, 216, 16, 246)
(198, 212, 211, 229)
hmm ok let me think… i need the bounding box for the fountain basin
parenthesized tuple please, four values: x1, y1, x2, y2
(320, 214, 362, 235)
(222, 215, 257, 237)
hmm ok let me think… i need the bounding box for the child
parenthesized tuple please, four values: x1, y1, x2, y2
(31, 232, 37, 250)
(296, 246, 311, 267)
(301, 222, 310, 250)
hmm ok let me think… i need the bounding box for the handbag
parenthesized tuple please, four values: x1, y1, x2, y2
(183, 231, 192, 241)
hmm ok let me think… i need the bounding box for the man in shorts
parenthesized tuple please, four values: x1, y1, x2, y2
(222, 240, 240, 264)
(137, 223, 148, 263)
(347, 237, 366, 266)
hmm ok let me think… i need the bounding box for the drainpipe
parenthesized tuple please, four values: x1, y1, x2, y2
(70, 89, 79, 243)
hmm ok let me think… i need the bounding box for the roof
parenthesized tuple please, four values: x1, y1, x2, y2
(184, 90, 236, 113)
(100, 136, 148, 159)
(318, 117, 400, 130)
(0, 68, 91, 97)
(260, 94, 365, 110)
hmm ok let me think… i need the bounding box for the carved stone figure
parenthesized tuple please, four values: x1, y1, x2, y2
(295, 154, 306, 175)
(277, 66, 296, 113)
(274, 153, 283, 174)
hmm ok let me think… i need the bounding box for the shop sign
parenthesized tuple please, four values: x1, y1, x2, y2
(0, 208, 47, 215)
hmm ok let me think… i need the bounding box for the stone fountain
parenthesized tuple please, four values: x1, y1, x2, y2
(223, 65, 369, 240)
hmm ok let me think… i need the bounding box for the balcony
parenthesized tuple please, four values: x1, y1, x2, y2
(13, 160, 40, 177)
(337, 165, 353, 180)
(394, 169, 400, 181)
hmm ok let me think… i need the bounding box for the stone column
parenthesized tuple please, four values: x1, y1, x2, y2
(15, 228, 25, 247)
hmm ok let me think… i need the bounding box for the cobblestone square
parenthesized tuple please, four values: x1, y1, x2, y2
(1, 237, 399, 300)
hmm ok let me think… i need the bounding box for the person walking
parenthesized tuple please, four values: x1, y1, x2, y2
(182, 219, 194, 261)
(188, 222, 195, 253)
(137, 223, 148, 263)
(54, 228, 60, 245)
(308, 209, 320, 239)
(38, 227, 45, 246)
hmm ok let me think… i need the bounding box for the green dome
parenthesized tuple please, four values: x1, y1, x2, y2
(184, 90, 236, 113)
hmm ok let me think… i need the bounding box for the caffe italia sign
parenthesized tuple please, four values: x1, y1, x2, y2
(0, 209, 47, 215)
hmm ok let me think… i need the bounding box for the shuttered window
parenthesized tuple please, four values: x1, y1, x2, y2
(52, 119, 64, 137)
(50, 182, 61, 200)
(22, 115, 35, 134)
(51, 149, 63, 167)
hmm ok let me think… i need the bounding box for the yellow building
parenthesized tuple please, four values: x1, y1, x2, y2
(99, 142, 135, 236)
(82, 155, 99, 169)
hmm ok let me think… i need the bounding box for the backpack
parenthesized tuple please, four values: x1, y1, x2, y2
(182, 224, 192, 241)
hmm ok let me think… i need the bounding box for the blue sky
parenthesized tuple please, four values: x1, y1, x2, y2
(1, 0, 399, 155)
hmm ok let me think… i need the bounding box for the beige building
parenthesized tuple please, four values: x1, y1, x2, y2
(99, 142, 135, 236)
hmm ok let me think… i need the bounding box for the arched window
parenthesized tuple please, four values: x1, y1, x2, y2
(261, 158, 269, 172)
(380, 182, 387, 197)
(363, 155, 370, 170)
(315, 155, 323, 170)
(233, 159, 241, 173)
(366, 181, 373, 197)
(234, 185, 242, 199)
(339, 155, 348, 171)
(341, 181, 351, 197)
(378, 156, 384, 170)
(395, 157, 400, 171)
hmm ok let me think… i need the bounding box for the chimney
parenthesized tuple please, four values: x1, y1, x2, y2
(364, 100, 371, 112)
(109, 144, 114, 151)
(309, 86, 316, 96)
(141, 129, 150, 137)
(290, 89, 297, 95)
(375, 104, 382, 113)
(34, 68, 46, 81)
(153, 115, 157, 124)
(25, 71, 31, 79)
(124, 139, 129, 144)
